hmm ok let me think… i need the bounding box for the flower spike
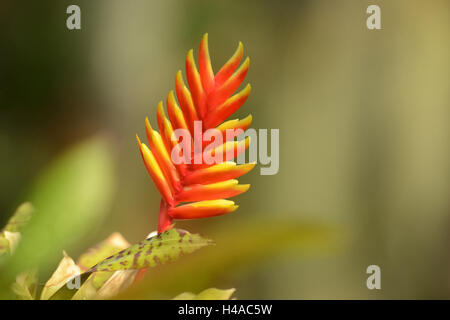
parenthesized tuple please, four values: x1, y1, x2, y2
(137, 34, 254, 233)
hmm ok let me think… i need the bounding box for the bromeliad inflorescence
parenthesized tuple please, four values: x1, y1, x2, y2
(136, 34, 255, 234)
(4, 34, 256, 301)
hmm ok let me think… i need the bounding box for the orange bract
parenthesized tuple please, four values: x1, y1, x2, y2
(137, 34, 254, 233)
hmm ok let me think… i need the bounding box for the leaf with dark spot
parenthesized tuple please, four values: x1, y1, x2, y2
(50, 228, 212, 300)
(89, 229, 213, 272)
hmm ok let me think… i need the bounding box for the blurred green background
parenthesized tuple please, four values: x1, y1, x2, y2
(0, 0, 449, 299)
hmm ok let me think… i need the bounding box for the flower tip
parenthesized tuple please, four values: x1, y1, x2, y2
(246, 162, 257, 171)
(238, 184, 250, 193)
(136, 134, 142, 145)
(243, 83, 252, 94)
(237, 41, 244, 52)
(187, 49, 194, 60)
(145, 116, 153, 131)
(156, 101, 164, 114)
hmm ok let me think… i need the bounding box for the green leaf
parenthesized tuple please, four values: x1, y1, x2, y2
(11, 270, 38, 300)
(93, 270, 138, 300)
(0, 237, 9, 256)
(51, 229, 213, 300)
(0, 202, 34, 257)
(119, 220, 335, 299)
(1, 232, 21, 254)
(3, 202, 33, 233)
(89, 229, 213, 272)
(173, 288, 235, 300)
(3, 136, 116, 280)
(72, 232, 132, 300)
(77, 232, 131, 272)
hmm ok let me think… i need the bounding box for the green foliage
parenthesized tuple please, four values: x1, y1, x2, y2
(77, 232, 131, 271)
(3, 137, 116, 279)
(75, 232, 135, 299)
(0, 238, 9, 256)
(50, 229, 213, 300)
(89, 229, 213, 273)
(11, 270, 38, 300)
(0, 202, 33, 256)
(119, 220, 334, 299)
(73, 232, 132, 300)
(3, 202, 33, 233)
(0, 136, 335, 300)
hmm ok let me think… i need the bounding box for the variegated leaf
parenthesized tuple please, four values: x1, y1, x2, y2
(77, 232, 130, 271)
(51, 229, 212, 300)
(72, 232, 131, 300)
(89, 229, 213, 273)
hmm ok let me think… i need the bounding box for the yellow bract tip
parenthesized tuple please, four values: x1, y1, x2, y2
(157, 101, 164, 114)
(145, 117, 153, 130)
(168, 90, 176, 102)
(236, 41, 244, 54)
(239, 184, 251, 192)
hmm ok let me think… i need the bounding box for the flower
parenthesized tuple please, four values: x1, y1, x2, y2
(137, 34, 254, 233)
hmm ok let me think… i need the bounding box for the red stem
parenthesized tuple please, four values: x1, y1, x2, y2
(157, 199, 173, 234)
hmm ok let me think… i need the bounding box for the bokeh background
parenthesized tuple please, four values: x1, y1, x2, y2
(0, 0, 449, 299)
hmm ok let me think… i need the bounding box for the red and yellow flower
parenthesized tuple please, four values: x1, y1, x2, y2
(136, 34, 254, 233)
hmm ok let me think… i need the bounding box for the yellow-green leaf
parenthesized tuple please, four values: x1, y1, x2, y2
(77, 232, 130, 272)
(3, 202, 33, 233)
(0, 237, 9, 255)
(2, 231, 21, 254)
(40, 252, 81, 300)
(89, 229, 213, 273)
(51, 229, 213, 300)
(95, 270, 138, 299)
(119, 220, 334, 299)
(11, 270, 38, 300)
(0, 202, 33, 257)
(72, 232, 132, 300)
